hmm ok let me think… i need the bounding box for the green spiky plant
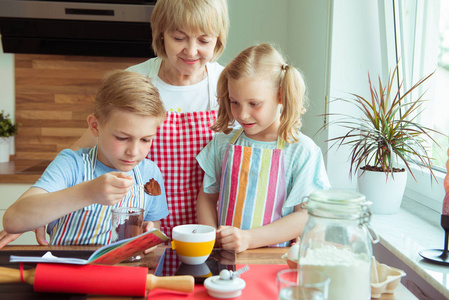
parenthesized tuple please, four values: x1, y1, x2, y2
(0, 110, 19, 138)
(319, 65, 445, 182)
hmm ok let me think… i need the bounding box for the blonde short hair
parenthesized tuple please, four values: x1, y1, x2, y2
(212, 43, 307, 143)
(94, 70, 165, 126)
(151, 0, 229, 62)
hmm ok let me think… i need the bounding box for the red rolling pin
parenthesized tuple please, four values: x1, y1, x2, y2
(0, 263, 194, 297)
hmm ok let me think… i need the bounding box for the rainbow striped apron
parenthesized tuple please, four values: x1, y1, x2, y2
(49, 146, 146, 245)
(218, 129, 288, 247)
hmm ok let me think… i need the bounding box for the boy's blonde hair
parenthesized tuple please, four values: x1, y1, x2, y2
(151, 0, 229, 62)
(94, 70, 165, 125)
(212, 43, 307, 143)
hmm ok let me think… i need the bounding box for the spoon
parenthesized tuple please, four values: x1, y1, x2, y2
(133, 184, 155, 196)
(219, 265, 250, 280)
(133, 178, 161, 196)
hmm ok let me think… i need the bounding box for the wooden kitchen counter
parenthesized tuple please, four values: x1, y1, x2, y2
(0, 158, 50, 183)
(0, 245, 417, 299)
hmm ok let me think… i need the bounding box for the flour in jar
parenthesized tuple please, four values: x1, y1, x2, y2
(300, 243, 371, 300)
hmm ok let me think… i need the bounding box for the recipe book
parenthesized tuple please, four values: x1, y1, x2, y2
(9, 228, 169, 265)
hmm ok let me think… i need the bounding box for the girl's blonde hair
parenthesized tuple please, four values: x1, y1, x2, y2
(212, 43, 307, 143)
(151, 0, 229, 62)
(94, 70, 165, 125)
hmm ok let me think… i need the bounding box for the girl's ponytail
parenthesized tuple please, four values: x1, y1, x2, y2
(278, 64, 307, 143)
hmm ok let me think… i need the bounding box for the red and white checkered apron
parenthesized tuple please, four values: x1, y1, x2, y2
(147, 111, 216, 240)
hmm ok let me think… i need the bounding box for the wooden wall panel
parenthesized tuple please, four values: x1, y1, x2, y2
(15, 54, 147, 160)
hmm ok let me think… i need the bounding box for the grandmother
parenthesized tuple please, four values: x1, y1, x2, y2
(126, 0, 229, 239)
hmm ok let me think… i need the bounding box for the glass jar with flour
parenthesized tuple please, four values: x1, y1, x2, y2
(298, 190, 379, 300)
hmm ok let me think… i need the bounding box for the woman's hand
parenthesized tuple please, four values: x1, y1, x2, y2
(216, 225, 250, 253)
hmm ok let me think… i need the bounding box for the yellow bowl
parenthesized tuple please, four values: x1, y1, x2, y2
(172, 224, 216, 265)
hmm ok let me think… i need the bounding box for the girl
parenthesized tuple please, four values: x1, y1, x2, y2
(196, 43, 331, 253)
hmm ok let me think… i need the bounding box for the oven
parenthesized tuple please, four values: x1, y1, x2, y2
(0, 0, 156, 57)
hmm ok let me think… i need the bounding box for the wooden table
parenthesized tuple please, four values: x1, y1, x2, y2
(0, 245, 417, 299)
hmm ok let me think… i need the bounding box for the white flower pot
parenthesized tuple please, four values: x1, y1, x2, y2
(357, 168, 407, 214)
(0, 137, 11, 163)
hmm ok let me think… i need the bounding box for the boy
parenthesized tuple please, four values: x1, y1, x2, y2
(2, 70, 168, 247)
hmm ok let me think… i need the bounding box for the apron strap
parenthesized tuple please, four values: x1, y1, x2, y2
(230, 128, 285, 150)
(205, 63, 214, 110)
(132, 165, 145, 208)
(83, 146, 98, 181)
(277, 137, 285, 150)
(230, 128, 244, 144)
(147, 57, 162, 80)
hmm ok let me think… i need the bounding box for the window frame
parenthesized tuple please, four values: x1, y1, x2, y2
(381, 0, 445, 214)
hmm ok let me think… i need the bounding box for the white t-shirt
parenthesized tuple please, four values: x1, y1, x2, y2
(127, 57, 224, 113)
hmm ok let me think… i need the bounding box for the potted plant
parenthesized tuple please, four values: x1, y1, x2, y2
(0, 110, 19, 163)
(318, 65, 445, 214)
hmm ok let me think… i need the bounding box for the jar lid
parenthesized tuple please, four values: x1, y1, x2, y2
(204, 276, 246, 298)
(306, 189, 369, 219)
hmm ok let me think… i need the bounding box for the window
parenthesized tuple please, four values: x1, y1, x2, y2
(436, 1, 449, 170)
(383, 0, 447, 212)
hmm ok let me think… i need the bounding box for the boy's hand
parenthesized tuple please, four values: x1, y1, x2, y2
(0, 230, 21, 249)
(143, 221, 157, 254)
(89, 172, 133, 206)
(0, 226, 48, 249)
(34, 226, 49, 245)
(143, 221, 155, 232)
(216, 225, 250, 253)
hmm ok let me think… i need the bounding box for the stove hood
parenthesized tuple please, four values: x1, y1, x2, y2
(0, 0, 156, 58)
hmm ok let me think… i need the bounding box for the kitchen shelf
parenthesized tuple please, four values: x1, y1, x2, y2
(0, 157, 50, 183)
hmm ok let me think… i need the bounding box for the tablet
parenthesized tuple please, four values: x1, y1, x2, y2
(154, 248, 236, 284)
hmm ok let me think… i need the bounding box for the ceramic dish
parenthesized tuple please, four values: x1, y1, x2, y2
(204, 275, 246, 298)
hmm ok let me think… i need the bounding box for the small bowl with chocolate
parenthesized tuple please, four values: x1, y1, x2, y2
(111, 207, 144, 262)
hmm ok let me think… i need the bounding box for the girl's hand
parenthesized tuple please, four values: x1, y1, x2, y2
(216, 225, 250, 253)
(88, 172, 133, 206)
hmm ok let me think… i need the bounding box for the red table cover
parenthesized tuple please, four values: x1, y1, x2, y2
(147, 264, 288, 299)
